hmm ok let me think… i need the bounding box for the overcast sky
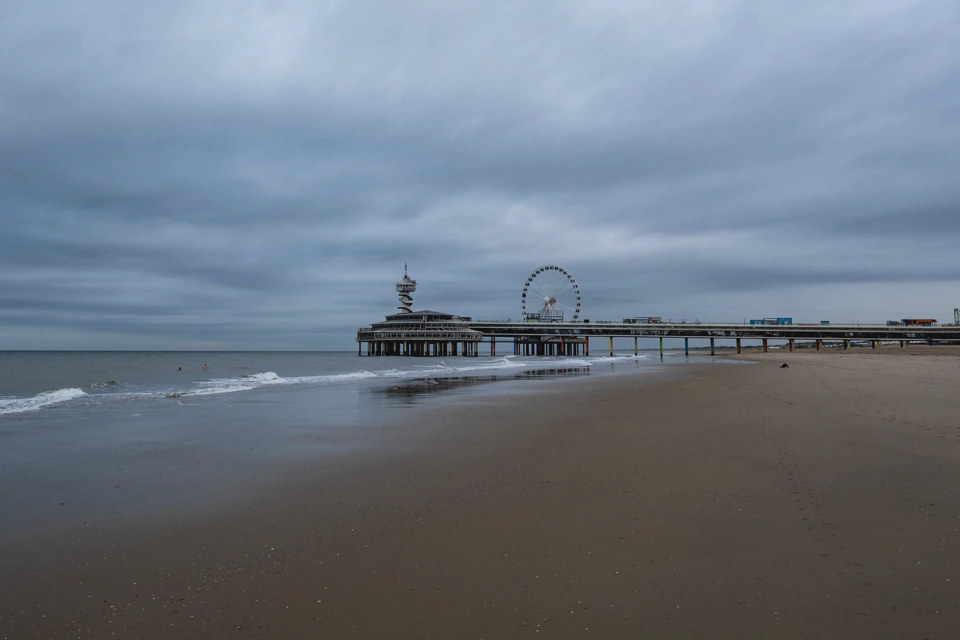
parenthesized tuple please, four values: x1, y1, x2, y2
(2, 0, 959, 350)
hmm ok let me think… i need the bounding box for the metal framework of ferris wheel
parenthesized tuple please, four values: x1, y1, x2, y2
(521, 265, 581, 322)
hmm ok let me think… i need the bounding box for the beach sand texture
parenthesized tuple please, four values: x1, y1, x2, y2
(3, 349, 960, 638)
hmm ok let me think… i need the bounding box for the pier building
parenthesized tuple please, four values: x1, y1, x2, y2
(356, 265, 484, 356)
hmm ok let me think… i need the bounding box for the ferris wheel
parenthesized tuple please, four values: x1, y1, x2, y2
(521, 265, 581, 322)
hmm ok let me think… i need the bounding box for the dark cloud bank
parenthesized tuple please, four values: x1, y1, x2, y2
(2, 0, 959, 349)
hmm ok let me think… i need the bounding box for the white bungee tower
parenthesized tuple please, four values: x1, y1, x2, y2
(396, 263, 417, 314)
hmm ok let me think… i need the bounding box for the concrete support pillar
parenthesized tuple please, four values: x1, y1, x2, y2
(685, 337, 689, 356)
(762, 338, 768, 353)
(736, 338, 741, 354)
(789, 339, 794, 352)
(710, 338, 715, 355)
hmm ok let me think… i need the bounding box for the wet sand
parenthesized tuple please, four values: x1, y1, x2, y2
(4, 348, 960, 638)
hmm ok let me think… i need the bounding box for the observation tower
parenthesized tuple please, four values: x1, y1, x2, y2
(396, 262, 417, 314)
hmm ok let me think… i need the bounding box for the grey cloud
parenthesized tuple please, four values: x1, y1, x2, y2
(2, 0, 960, 348)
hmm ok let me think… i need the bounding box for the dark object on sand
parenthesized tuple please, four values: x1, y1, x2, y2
(779, 363, 789, 368)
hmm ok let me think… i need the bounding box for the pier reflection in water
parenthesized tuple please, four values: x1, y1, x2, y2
(368, 367, 591, 405)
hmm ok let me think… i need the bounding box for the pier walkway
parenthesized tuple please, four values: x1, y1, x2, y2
(463, 321, 960, 355)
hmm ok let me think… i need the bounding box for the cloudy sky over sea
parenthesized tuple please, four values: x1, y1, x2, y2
(2, 1, 959, 349)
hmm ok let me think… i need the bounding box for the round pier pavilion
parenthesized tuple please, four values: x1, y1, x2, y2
(357, 310, 483, 357)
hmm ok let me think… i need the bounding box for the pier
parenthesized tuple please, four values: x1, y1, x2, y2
(357, 266, 960, 356)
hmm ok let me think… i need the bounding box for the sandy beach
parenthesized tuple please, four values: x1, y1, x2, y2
(4, 347, 960, 639)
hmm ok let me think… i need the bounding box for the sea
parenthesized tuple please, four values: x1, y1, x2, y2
(0, 350, 691, 418)
(0, 350, 707, 538)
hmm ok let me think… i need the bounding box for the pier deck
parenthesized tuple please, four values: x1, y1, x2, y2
(358, 320, 960, 356)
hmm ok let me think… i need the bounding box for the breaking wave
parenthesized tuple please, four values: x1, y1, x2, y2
(0, 353, 651, 416)
(0, 388, 87, 416)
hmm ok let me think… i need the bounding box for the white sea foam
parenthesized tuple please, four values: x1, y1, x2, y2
(0, 388, 87, 415)
(179, 369, 402, 397)
(175, 356, 606, 399)
(183, 371, 286, 397)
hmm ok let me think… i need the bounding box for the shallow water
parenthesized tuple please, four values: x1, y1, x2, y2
(0, 350, 719, 537)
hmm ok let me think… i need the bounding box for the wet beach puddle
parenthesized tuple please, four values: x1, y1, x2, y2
(369, 367, 591, 405)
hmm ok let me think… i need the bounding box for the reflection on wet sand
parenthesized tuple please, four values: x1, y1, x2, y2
(370, 367, 590, 404)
